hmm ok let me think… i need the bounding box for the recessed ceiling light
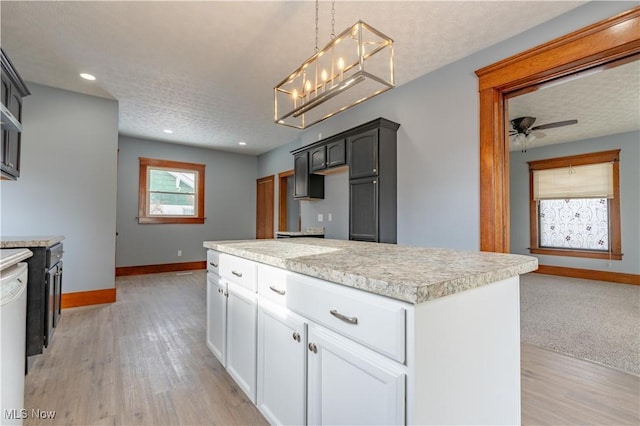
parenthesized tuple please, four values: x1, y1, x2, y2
(238, 141, 247, 146)
(163, 129, 173, 134)
(80, 73, 96, 81)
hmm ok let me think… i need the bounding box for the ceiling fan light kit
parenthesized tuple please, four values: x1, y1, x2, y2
(274, 1, 394, 129)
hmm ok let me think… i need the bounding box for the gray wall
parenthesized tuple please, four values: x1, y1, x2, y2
(0, 83, 119, 293)
(510, 131, 639, 274)
(256, 1, 636, 250)
(116, 136, 257, 267)
(302, 171, 349, 239)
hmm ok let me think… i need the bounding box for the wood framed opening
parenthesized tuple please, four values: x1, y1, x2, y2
(475, 7, 640, 253)
(278, 170, 299, 232)
(256, 175, 274, 239)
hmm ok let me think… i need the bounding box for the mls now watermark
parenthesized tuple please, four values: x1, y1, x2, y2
(4, 408, 57, 420)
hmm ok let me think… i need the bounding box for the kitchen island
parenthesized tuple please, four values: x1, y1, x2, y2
(203, 238, 537, 425)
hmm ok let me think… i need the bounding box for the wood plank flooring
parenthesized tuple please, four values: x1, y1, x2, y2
(21, 270, 639, 425)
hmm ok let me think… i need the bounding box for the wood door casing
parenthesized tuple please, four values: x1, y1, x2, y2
(475, 7, 640, 253)
(256, 175, 274, 239)
(278, 170, 294, 232)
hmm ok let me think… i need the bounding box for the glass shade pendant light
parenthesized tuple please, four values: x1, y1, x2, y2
(274, 0, 395, 129)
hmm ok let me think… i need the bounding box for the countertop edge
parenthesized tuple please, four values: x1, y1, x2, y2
(203, 240, 538, 304)
(0, 248, 34, 271)
(0, 235, 65, 248)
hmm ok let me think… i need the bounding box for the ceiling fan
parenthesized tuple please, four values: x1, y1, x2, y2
(509, 116, 578, 151)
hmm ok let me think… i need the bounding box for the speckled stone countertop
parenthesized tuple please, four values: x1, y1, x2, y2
(0, 235, 65, 248)
(0, 248, 33, 271)
(203, 238, 538, 304)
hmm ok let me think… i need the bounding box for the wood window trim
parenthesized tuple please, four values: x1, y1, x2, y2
(475, 7, 640, 253)
(138, 157, 205, 224)
(528, 150, 622, 260)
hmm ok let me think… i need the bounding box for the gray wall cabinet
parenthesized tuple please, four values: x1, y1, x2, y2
(292, 117, 399, 243)
(1, 48, 30, 180)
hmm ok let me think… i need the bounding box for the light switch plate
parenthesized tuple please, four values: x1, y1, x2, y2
(318, 213, 324, 222)
(328, 213, 332, 221)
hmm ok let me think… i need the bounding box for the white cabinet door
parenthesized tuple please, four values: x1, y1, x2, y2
(226, 281, 258, 403)
(257, 299, 307, 426)
(206, 272, 226, 367)
(307, 325, 406, 426)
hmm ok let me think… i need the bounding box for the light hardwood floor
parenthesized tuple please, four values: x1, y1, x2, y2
(22, 271, 639, 425)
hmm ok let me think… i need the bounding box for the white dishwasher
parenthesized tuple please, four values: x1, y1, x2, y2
(1, 262, 28, 425)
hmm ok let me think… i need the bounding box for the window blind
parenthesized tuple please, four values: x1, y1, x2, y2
(532, 162, 614, 200)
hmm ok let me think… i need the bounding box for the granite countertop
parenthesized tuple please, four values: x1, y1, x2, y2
(203, 238, 538, 304)
(0, 235, 65, 249)
(0, 248, 33, 271)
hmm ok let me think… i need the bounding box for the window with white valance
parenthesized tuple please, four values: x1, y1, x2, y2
(527, 150, 622, 260)
(532, 162, 614, 200)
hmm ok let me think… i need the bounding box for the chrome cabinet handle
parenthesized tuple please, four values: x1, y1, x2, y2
(330, 309, 358, 325)
(232, 270, 243, 278)
(209, 262, 218, 268)
(269, 285, 285, 295)
(308, 342, 317, 353)
(292, 332, 301, 342)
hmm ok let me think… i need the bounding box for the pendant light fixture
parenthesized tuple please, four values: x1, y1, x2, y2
(274, 0, 395, 129)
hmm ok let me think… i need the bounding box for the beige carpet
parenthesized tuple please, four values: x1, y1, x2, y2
(520, 273, 640, 375)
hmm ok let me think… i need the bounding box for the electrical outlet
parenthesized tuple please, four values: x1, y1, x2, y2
(328, 213, 332, 222)
(317, 213, 324, 222)
(177, 250, 182, 257)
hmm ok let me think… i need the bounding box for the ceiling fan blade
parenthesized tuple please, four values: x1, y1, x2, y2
(511, 116, 536, 133)
(532, 130, 546, 138)
(530, 119, 578, 131)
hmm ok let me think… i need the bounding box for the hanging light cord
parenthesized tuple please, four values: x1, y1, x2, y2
(331, 0, 336, 39)
(315, 0, 319, 53)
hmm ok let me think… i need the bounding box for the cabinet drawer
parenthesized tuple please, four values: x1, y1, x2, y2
(220, 253, 257, 292)
(207, 250, 220, 275)
(257, 263, 290, 306)
(287, 273, 406, 363)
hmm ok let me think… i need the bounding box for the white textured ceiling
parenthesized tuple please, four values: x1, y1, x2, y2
(1, 1, 588, 155)
(508, 59, 640, 151)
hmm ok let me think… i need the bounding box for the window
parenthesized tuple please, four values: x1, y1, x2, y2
(528, 150, 622, 260)
(138, 157, 205, 224)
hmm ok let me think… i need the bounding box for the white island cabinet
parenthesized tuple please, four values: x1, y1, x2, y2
(204, 238, 538, 425)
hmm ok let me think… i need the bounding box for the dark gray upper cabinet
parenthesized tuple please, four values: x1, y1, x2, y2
(326, 139, 346, 168)
(1, 48, 30, 181)
(348, 129, 378, 179)
(309, 145, 327, 172)
(293, 151, 324, 200)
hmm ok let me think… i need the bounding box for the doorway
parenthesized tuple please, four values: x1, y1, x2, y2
(278, 170, 300, 232)
(475, 7, 640, 253)
(256, 175, 274, 239)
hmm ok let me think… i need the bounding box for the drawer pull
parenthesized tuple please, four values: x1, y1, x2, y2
(292, 332, 301, 342)
(232, 270, 243, 278)
(269, 285, 286, 295)
(209, 262, 218, 268)
(330, 309, 358, 325)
